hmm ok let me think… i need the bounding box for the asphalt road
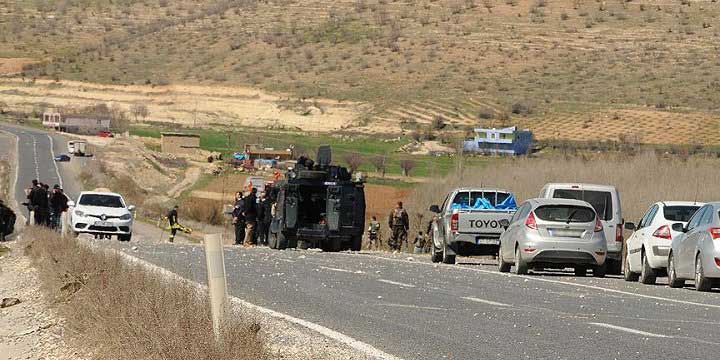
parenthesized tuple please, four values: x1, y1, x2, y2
(4, 123, 720, 359)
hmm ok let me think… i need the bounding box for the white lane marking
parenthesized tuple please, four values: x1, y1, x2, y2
(32, 136, 40, 180)
(377, 303, 447, 311)
(47, 134, 63, 188)
(588, 322, 669, 338)
(462, 296, 511, 307)
(87, 242, 401, 360)
(378, 279, 415, 288)
(347, 253, 720, 310)
(320, 265, 364, 274)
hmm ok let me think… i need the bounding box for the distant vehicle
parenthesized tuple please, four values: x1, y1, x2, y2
(624, 201, 702, 284)
(69, 191, 135, 241)
(540, 183, 623, 274)
(67, 140, 88, 156)
(429, 188, 517, 264)
(498, 198, 607, 277)
(244, 176, 266, 195)
(667, 202, 720, 291)
(54, 154, 71, 162)
(97, 131, 114, 138)
(267, 146, 365, 252)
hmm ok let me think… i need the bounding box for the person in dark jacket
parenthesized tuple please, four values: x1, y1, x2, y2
(167, 205, 179, 242)
(242, 188, 258, 246)
(232, 192, 245, 245)
(49, 185, 69, 230)
(0, 200, 16, 241)
(255, 193, 271, 246)
(28, 180, 50, 227)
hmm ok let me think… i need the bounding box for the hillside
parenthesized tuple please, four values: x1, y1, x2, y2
(2, 0, 720, 143)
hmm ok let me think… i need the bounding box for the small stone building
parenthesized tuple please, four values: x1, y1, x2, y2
(161, 133, 201, 155)
(61, 117, 112, 134)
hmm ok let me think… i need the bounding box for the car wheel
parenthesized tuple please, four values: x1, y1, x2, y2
(592, 263, 606, 278)
(623, 252, 639, 282)
(441, 245, 456, 265)
(431, 244, 442, 263)
(514, 247, 528, 275)
(118, 233, 132, 242)
(498, 248, 511, 273)
(695, 253, 713, 292)
(667, 253, 685, 288)
(574, 266, 587, 277)
(639, 249, 657, 285)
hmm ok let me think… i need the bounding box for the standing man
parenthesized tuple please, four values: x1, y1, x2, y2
(49, 185, 69, 230)
(167, 205, 179, 243)
(388, 201, 409, 252)
(256, 193, 269, 246)
(28, 180, 50, 227)
(232, 192, 245, 245)
(367, 216, 381, 249)
(243, 188, 258, 246)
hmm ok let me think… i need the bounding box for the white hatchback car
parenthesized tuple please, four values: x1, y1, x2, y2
(624, 201, 703, 284)
(69, 191, 135, 241)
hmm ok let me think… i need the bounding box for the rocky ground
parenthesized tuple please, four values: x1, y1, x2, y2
(0, 239, 87, 360)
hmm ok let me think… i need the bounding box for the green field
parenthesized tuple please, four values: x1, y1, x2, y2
(130, 125, 484, 178)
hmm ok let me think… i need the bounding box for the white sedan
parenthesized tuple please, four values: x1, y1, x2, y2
(624, 201, 702, 284)
(69, 191, 135, 241)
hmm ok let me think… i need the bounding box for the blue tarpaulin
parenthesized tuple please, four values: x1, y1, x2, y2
(450, 194, 517, 210)
(233, 153, 246, 161)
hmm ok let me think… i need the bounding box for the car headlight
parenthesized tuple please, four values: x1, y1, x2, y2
(74, 210, 85, 217)
(119, 213, 132, 221)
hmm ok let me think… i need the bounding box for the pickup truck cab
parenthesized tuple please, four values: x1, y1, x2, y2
(429, 188, 517, 264)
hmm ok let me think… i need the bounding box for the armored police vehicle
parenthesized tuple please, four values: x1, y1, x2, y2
(267, 146, 366, 252)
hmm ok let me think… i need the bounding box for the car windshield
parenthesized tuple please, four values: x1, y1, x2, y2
(79, 194, 124, 208)
(534, 205, 595, 223)
(664, 205, 701, 222)
(552, 189, 613, 221)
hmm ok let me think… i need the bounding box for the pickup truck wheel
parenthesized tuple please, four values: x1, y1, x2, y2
(592, 263, 606, 278)
(497, 248, 511, 273)
(431, 245, 442, 263)
(514, 247, 528, 275)
(441, 245, 455, 265)
(639, 250, 657, 285)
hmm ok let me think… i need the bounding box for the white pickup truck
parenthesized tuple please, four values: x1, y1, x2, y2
(429, 188, 517, 264)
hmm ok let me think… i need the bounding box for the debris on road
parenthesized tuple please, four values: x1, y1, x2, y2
(1, 297, 21, 308)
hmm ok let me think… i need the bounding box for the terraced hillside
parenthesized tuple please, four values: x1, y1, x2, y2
(2, 0, 720, 143)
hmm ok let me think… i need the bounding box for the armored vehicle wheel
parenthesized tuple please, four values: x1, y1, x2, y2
(275, 232, 288, 250)
(351, 235, 362, 251)
(287, 236, 298, 249)
(297, 240, 309, 250)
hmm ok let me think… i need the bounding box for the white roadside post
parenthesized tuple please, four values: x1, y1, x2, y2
(29, 210, 35, 225)
(204, 233, 229, 340)
(60, 211, 69, 237)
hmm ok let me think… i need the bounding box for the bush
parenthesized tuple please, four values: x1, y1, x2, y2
(510, 101, 534, 116)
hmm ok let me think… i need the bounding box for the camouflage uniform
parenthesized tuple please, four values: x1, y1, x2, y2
(388, 207, 409, 251)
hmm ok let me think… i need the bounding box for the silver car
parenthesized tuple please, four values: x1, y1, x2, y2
(668, 202, 720, 291)
(498, 198, 608, 277)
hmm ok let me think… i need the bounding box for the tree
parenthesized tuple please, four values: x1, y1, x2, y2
(131, 103, 149, 121)
(344, 152, 364, 173)
(370, 154, 387, 177)
(399, 159, 416, 177)
(110, 103, 129, 132)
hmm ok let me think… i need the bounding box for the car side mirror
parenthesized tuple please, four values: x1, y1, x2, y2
(624, 222, 636, 231)
(127, 205, 136, 212)
(429, 205, 441, 213)
(499, 219, 510, 229)
(67, 201, 75, 207)
(671, 223, 686, 233)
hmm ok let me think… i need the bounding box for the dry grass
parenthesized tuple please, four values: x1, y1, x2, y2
(405, 152, 720, 236)
(0, 159, 10, 200)
(24, 227, 268, 360)
(182, 196, 226, 225)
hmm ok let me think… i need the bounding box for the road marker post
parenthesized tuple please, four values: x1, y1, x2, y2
(60, 211, 69, 237)
(204, 233, 229, 340)
(29, 211, 35, 226)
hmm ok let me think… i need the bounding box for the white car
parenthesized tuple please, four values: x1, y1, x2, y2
(624, 201, 703, 284)
(69, 191, 135, 241)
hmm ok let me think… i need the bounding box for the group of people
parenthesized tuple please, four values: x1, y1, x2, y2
(24, 179, 69, 230)
(232, 188, 272, 246)
(367, 201, 429, 254)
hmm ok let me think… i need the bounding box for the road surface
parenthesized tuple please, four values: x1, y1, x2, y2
(4, 123, 720, 359)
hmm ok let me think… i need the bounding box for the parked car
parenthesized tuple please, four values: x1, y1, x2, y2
(498, 198, 607, 277)
(54, 154, 71, 162)
(69, 191, 135, 241)
(624, 201, 703, 284)
(97, 131, 114, 137)
(540, 183, 623, 274)
(667, 202, 720, 291)
(429, 188, 517, 264)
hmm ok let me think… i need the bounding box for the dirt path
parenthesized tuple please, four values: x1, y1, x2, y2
(167, 166, 202, 198)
